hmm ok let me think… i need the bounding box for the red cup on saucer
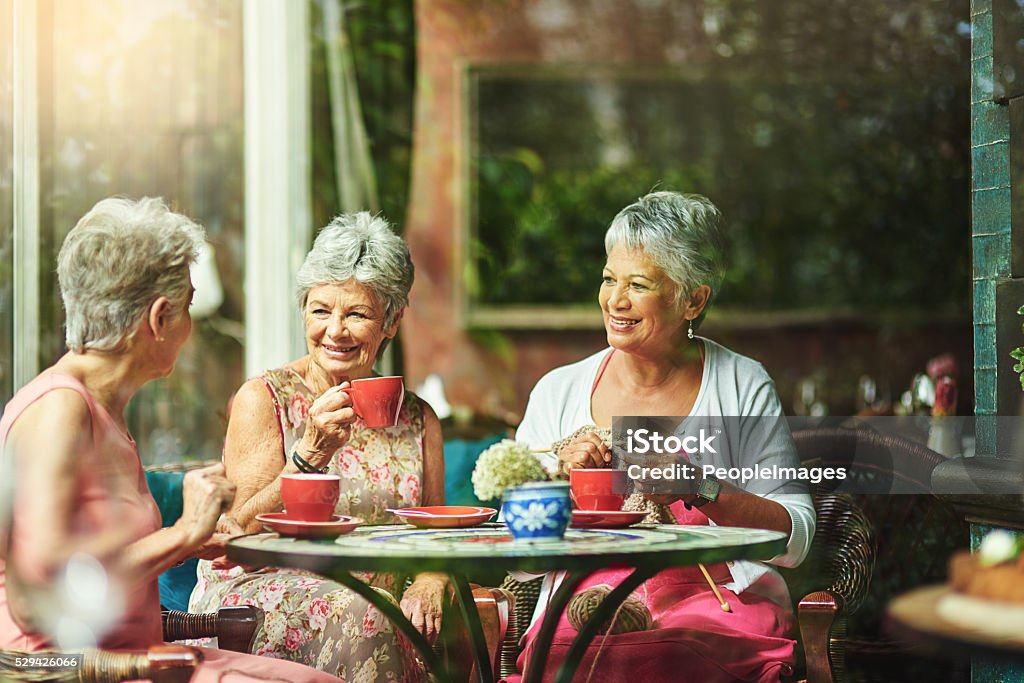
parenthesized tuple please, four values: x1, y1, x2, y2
(349, 376, 405, 428)
(570, 469, 628, 511)
(281, 473, 341, 522)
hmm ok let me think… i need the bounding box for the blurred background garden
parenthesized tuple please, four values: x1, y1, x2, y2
(2, 0, 974, 465)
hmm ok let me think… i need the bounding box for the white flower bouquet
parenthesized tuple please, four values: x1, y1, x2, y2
(471, 439, 550, 501)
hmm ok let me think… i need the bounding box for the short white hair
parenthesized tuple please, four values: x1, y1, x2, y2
(57, 197, 204, 352)
(295, 212, 414, 328)
(604, 191, 727, 328)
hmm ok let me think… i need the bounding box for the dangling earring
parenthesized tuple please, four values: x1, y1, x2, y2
(687, 320, 694, 340)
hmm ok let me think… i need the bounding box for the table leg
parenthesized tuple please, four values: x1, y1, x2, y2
(449, 573, 494, 683)
(522, 570, 593, 683)
(328, 570, 448, 680)
(554, 566, 658, 683)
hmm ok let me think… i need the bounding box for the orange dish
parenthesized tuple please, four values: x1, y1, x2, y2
(390, 506, 497, 528)
(255, 512, 362, 539)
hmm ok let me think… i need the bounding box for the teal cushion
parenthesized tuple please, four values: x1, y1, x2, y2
(146, 471, 185, 526)
(443, 435, 504, 507)
(144, 471, 197, 612)
(159, 559, 200, 612)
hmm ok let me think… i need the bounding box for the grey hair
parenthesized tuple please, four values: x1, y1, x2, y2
(58, 197, 204, 352)
(295, 212, 414, 329)
(604, 191, 727, 328)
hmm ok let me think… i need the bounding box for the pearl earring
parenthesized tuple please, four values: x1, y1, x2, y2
(687, 320, 694, 340)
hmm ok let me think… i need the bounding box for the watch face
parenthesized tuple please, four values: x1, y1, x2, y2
(698, 476, 721, 501)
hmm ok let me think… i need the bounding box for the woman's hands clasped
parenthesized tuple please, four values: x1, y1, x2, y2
(557, 431, 611, 473)
(174, 463, 237, 556)
(400, 572, 448, 644)
(294, 382, 358, 471)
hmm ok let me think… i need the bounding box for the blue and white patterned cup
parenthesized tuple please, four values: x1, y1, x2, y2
(502, 481, 572, 541)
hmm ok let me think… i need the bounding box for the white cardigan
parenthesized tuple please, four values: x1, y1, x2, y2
(514, 338, 816, 611)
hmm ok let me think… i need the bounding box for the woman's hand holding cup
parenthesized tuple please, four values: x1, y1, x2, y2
(297, 382, 358, 470)
(557, 431, 611, 473)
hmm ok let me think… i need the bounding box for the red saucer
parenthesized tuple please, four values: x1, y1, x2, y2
(391, 506, 497, 529)
(256, 512, 362, 539)
(570, 510, 647, 529)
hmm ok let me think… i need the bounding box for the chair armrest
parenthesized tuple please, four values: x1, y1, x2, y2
(497, 574, 543, 677)
(437, 585, 515, 681)
(798, 590, 845, 683)
(0, 646, 200, 683)
(79, 645, 202, 683)
(810, 494, 874, 611)
(162, 605, 264, 653)
(472, 587, 515, 681)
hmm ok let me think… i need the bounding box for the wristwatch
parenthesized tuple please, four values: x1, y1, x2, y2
(684, 473, 721, 509)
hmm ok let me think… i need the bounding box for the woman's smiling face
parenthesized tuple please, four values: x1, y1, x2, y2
(304, 280, 397, 385)
(599, 245, 690, 355)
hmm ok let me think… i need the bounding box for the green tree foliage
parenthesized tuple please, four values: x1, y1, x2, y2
(473, 0, 970, 312)
(310, 0, 416, 233)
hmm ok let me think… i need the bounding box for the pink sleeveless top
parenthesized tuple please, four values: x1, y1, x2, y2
(0, 372, 163, 650)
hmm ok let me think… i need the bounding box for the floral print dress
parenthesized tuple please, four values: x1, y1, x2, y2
(189, 368, 426, 682)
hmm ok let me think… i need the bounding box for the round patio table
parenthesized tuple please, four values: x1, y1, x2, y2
(227, 523, 786, 683)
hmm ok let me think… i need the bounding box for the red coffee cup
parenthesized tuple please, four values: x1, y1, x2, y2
(281, 473, 341, 522)
(570, 469, 628, 511)
(348, 376, 405, 428)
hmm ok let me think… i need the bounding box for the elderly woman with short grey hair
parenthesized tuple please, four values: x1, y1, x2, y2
(514, 191, 815, 681)
(0, 196, 338, 682)
(189, 212, 445, 681)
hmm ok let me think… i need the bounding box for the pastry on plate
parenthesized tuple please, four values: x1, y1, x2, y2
(948, 530, 1024, 603)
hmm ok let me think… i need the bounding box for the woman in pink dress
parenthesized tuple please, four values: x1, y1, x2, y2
(0, 197, 338, 682)
(514, 192, 816, 682)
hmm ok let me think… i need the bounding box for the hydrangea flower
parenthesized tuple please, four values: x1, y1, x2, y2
(471, 439, 549, 501)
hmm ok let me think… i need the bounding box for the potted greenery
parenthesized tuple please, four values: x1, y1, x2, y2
(471, 439, 571, 540)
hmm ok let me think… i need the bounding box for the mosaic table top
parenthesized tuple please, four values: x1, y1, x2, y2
(227, 522, 787, 574)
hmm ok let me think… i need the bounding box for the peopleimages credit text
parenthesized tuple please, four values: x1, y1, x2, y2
(626, 462, 847, 486)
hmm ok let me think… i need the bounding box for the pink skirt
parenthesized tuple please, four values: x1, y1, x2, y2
(511, 566, 796, 683)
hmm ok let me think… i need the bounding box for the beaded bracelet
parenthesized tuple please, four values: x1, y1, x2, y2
(291, 449, 328, 474)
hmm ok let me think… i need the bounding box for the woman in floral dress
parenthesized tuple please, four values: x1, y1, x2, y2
(189, 213, 446, 682)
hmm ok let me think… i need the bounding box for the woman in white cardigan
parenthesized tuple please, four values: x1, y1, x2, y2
(514, 191, 815, 682)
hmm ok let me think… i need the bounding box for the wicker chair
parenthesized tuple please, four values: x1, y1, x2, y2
(0, 605, 261, 683)
(162, 604, 264, 653)
(437, 586, 518, 681)
(791, 427, 965, 682)
(0, 645, 201, 683)
(789, 493, 874, 683)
